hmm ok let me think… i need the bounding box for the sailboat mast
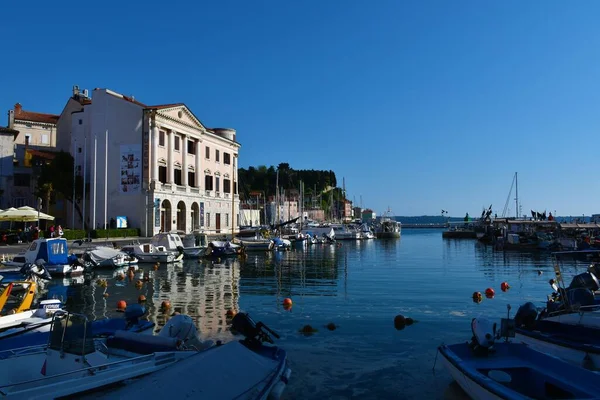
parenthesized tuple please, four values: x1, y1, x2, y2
(515, 172, 519, 219)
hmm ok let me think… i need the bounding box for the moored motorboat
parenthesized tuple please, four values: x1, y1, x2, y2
(0, 311, 289, 399)
(0, 304, 154, 352)
(1, 238, 84, 276)
(513, 302, 600, 371)
(120, 243, 183, 263)
(89, 312, 291, 400)
(82, 246, 138, 268)
(438, 318, 600, 399)
(204, 241, 244, 258)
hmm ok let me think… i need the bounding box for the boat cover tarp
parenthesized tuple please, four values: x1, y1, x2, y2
(86, 247, 125, 263)
(36, 239, 69, 265)
(90, 341, 281, 399)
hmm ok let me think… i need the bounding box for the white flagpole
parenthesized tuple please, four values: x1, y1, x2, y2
(82, 134, 87, 230)
(72, 139, 76, 229)
(104, 130, 108, 230)
(92, 134, 97, 230)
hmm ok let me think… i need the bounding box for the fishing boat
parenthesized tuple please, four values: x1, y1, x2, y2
(0, 311, 289, 399)
(1, 238, 84, 276)
(120, 243, 183, 264)
(438, 317, 600, 399)
(375, 208, 401, 239)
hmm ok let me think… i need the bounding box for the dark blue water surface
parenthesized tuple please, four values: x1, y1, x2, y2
(49, 229, 592, 399)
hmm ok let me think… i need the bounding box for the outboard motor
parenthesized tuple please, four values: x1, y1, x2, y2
(20, 263, 52, 281)
(159, 314, 212, 350)
(514, 302, 538, 328)
(124, 304, 146, 328)
(231, 312, 280, 348)
(568, 272, 600, 292)
(32, 299, 62, 318)
(469, 318, 496, 355)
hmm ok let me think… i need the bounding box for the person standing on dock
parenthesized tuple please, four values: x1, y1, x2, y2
(464, 213, 469, 228)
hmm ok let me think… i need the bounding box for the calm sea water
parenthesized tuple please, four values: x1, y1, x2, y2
(45, 229, 592, 399)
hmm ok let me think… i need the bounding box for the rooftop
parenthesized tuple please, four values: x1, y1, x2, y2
(13, 103, 59, 125)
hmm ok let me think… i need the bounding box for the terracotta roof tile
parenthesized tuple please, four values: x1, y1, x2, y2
(13, 104, 59, 125)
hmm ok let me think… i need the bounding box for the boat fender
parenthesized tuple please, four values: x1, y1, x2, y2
(471, 318, 496, 349)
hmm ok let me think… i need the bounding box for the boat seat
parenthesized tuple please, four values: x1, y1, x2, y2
(106, 330, 180, 354)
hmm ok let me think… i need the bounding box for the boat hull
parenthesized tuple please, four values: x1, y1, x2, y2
(515, 331, 600, 370)
(375, 232, 401, 239)
(438, 342, 600, 399)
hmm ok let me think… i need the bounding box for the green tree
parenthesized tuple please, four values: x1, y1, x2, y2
(35, 151, 87, 229)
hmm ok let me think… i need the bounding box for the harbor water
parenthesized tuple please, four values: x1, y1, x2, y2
(47, 229, 590, 399)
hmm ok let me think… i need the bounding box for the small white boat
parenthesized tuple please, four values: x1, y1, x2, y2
(0, 299, 63, 339)
(1, 238, 84, 276)
(179, 232, 208, 258)
(83, 246, 138, 268)
(152, 232, 205, 259)
(120, 243, 183, 264)
(236, 237, 274, 251)
(331, 224, 361, 240)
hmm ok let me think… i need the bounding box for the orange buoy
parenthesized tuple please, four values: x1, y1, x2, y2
(472, 291, 483, 303)
(283, 298, 293, 307)
(394, 315, 406, 330)
(161, 300, 171, 310)
(283, 303, 292, 311)
(485, 288, 495, 298)
(226, 309, 236, 318)
(138, 295, 146, 303)
(116, 300, 127, 312)
(103, 292, 109, 298)
(500, 282, 510, 292)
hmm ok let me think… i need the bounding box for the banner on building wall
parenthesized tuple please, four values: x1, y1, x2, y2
(142, 130, 149, 186)
(154, 198, 160, 227)
(200, 202, 204, 227)
(119, 144, 142, 193)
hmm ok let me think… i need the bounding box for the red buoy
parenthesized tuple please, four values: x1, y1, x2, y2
(485, 288, 495, 298)
(161, 300, 171, 310)
(283, 298, 293, 307)
(138, 295, 146, 303)
(116, 300, 127, 312)
(500, 282, 510, 292)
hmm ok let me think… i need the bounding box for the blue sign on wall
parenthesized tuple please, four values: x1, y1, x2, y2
(200, 202, 204, 227)
(154, 198, 161, 227)
(116, 216, 128, 228)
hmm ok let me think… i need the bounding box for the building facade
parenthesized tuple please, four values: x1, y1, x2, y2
(64, 88, 240, 236)
(5, 103, 62, 215)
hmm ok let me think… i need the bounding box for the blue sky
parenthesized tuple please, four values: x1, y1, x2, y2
(1, 1, 599, 217)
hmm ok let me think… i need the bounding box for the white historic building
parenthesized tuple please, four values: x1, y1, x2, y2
(62, 87, 240, 236)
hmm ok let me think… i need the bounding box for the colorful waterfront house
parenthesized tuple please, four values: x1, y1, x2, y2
(362, 209, 376, 223)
